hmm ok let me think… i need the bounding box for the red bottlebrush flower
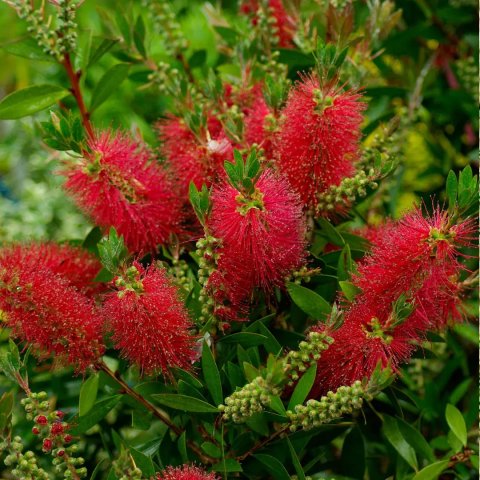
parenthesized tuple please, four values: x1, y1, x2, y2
(156, 465, 218, 480)
(310, 206, 475, 396)
(240, 0, 296, 48)
(207, 169, 307, 320)
(311, 304, 417, 396)
(63, 131, 183, 253)
(0, 250, 104, 373)
(244, 88, 277, 160)
(2, 243, 101, 296)
(274, 76, 365, 208)
(158, 115, 233, 193)
(353, 207, 475, 321)
(103, 264, 197, 375)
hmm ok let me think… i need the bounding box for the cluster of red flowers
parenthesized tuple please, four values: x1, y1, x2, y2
(63, 131, 183, 253)
(207, 170, 306, 320)
(0, 243, 104, 372)
(156, 464, 218, 480)
(311, 207, 474, 395)
(103, 263, 197, 375)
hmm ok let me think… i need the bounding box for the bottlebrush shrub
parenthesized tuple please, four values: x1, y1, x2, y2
(0, 1, 478, 479)
(63, 130, 183, 253)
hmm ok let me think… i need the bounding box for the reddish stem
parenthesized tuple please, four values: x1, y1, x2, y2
(62, 53, 94, 139)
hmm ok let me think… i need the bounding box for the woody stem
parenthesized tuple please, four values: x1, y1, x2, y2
(97, 362, 216, 464)
(62, 53, 94, 139)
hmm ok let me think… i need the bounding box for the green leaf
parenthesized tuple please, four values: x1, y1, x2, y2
(412, 460, 449, 480)
(152, 394, 218, 413)
(218, 332, 268, 347)
(70, 395, 123, 434)
(88, 38, 119, 67)
(1, 37, 55, 62)
(288, 364, 317, 410)
(97, 228, 127, 273)
(130, 448, 155, 477)
(287, 283, 331, 320)
(339, 281, 362, 302)
(337, 244, 353, 281)
(79, 373, 99, 417)
(189, 50, 207, 68)
(133, 16, 146, 57)
(446, 170, 458, 208)
(340, 427, 366, 479)
(269, 395, 287, 416)
(445, 403, 467, 447)
(202, 342, 223, 406)
(211, 458, 243, 473)
(318, 218, 345, 246)
(287, 438, 306, 480)
(254, 454, 290, 480)
(382, 415, 418, 470)
(90, 63, 130, 111)
(0, 85, 70, 120)
(397, 418, 435, 463)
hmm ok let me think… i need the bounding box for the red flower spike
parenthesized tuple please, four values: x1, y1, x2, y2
(0, 251, 105, 373)
(103, 264, 197, 375)
(207, 169, 307, 320)
(0, 243, 101, 296)
(311, 206, 475, 396)
(240, 0, 296, 48)
(274, 75, 365, 209)
(353, 207, 475, 324)
(63, 131, 183, 253)
(244, 88, 277, 160)
(156, 464, 218, 480)
(158, 115, 233, 193)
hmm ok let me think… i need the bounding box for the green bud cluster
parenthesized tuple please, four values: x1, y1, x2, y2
(195, 235, 221, 325)
(20, 391, 87, 479)
(219, 376, 281, 423)
(285, 266, 319, 285)
(0, 437, 50, 480)
(287, 380, 369, 431)
(169, 258, 191, 290)
(142, 0, 188, 56)
(316, 168, 379, 214)
(284, 331, 334, 385)
(7, 0, 79, 61)
(456, 57, 479, 102)
(115, 265, 144, 298)
(328, 0, 351, 10)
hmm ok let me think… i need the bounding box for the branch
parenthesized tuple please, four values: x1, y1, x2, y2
(62, 53, 94, 139)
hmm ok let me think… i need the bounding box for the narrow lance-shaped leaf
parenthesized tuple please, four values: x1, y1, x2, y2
(0, 85, 70, 120)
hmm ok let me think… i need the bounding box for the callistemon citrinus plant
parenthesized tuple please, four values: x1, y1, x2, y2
(0, 0, 477, 479)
